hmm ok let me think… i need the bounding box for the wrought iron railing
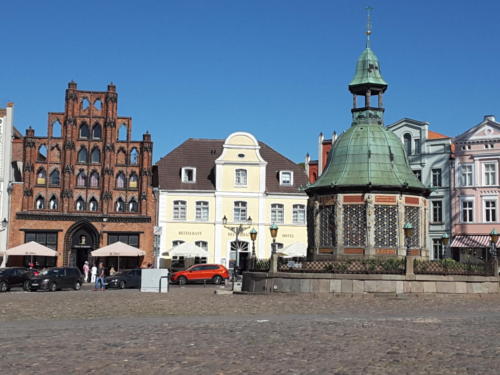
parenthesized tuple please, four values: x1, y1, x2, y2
(414, 259, 492, 276)
(278, 257, 405, 275)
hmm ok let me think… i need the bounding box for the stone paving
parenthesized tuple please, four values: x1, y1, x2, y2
(1, 285, 500, 374)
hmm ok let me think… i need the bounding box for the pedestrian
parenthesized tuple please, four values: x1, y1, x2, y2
(91, 263, 97, 283)
(83, 261, 90, 283)
(109, 266, 116, 276)
(94, 262, 106, 291)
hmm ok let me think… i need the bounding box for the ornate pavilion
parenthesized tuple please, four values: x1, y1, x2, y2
(305, 27, 431, 260)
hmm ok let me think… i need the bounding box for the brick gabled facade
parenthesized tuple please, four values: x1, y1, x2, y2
(7, 82, 155, 270)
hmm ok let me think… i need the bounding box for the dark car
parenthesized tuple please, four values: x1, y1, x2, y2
(105, 269, 142, 289)
(0, 267, 33, 292)
(28, 267, 84, 292)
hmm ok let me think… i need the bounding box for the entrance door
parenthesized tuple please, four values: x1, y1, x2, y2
(238, 251, 250, 271)
(75, 247, 92, 272)
(68, 224, 98, 273)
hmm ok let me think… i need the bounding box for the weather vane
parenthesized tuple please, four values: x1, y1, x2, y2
(365, 6, 373, 48)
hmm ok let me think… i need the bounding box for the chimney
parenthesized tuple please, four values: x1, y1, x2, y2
(484, 115, 496, 122)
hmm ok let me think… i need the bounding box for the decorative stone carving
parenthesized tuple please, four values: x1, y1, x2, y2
(65, 117, 75, 126)
(23, 163, 34, 172)
(23, 188, 33, 197)
(140, 192, 147, 201)
(102, 192, 113, 200)
(105, 119, 115, 128)
(64, 141, 75, 150)
(105, 144, 114, 152)
(63, 165, 74, 174)
(104, 168, 114, 176)
(61, 189, 73, 198)
(105, 94, 117, 103)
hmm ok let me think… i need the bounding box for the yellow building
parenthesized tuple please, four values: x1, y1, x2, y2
(156, 132, 308, 270)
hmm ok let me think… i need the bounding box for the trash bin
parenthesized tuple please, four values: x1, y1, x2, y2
(141, 269, 169, 293)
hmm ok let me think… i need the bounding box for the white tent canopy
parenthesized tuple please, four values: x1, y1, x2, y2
(162, 242, 208, 258)
(6, 241, 57, 257)
(91, 241, 145, 257)
(281, 242, 307, 258)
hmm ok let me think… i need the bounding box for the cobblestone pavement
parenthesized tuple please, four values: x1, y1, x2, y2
(1, 286, 500, 374)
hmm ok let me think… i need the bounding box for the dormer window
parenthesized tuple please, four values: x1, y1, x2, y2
(182, 167, 196, 183)
(279, 171, 293, 186)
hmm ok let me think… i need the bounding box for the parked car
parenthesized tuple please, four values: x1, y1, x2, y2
(28, 267, 83, 292)
(170, 264, 230, 285)
(105, 269, 142, 289)
(0, 267, 33, 292)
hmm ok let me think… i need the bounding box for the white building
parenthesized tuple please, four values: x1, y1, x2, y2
(0, 103, 14, 265)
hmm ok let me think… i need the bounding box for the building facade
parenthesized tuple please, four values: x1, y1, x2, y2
(7, 82, 155, 270)
(387, 119, 452, 259)
(0, 103, 14, 264)
(156, 132, 308, 270)
(450, 115, 500, 261)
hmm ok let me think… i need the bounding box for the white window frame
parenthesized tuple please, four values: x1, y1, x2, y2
(233, 201, 247, 222)
(235, 169, 247, 186)
(431, 168, 442, 187)
(181, 167, 196, 183)
(431, 200, 443, 223)
(293, 204, 306, 224)
(483, 197, 498, 223)
(460, 164, 474, 187)
(271, 204, 284, 224)
(460, 198, 474, 223)
(483, 162, 497, 186)
(173, 200, 187, 220)
(279, 171, 293, 186)
(195, 201, 209, 221)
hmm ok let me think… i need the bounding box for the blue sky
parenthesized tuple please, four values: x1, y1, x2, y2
(1, 0, 499, 163)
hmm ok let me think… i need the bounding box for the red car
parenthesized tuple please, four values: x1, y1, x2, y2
(171, 264, 229, 285)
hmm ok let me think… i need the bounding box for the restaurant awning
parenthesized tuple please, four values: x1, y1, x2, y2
(450, 235, 500, 248)
(91, 241, 145, 257)
(162, 242, 208, 258)
(6, 241, 57, 256)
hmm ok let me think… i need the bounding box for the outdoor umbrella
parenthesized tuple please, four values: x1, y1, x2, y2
(91, 241, 145, 270)
(163, 242, 208, 258)
(2, 241, 57, 267)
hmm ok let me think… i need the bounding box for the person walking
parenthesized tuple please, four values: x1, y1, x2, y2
(94, 262, 106, 291)
(90, 264, 97, 283)
(83, 261, 90, 283)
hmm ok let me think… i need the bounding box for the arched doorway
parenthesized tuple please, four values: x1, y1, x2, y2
(230, 240, 249, 272)
(64, 221, 99, 272)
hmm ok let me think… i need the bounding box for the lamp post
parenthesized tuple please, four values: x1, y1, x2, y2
(489, 228, 498, 263)
(0, 218, 9, 268)
(269, 223, 279, 254)
(441, 233, 449, 260)
(403, 222, 414, 257)
(222, 215, 252, 283)
(250, 228, 257, 257)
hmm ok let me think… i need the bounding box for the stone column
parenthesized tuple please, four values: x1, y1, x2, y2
(335, 195, 344, 256)
(366, 194, 375, 256)
(397, 195, 406, 257)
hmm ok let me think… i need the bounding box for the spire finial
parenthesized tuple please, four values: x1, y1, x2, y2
(365, 6, 373, 48)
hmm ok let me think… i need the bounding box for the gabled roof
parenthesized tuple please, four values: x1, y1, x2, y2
(156, 138, 307, 194)
(428, 130, 449, 140)
(386, 118, 429, 130)
(454, 118, 500, 143)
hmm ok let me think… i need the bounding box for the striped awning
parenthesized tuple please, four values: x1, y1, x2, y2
(451, 235, 500, 248)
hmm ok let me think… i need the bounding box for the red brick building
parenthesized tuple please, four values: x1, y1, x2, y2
(7, 82, 155, 270)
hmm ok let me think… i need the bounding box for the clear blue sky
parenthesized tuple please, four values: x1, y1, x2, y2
(2, 0, 499, 163)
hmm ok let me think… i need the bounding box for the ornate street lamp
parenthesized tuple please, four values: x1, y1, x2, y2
(489, 229, 498, 260)
(270, 223, 279, 254)
(403, 222, 414, 257)
(222, 215, 252, 284)
(250, 228, 257, 257)
(440, 233, 449, 260)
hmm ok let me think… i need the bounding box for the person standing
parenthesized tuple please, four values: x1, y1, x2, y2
(83, 261, 90, 283)
(90, 264, 97, 283)
(94, 262, 106, 291)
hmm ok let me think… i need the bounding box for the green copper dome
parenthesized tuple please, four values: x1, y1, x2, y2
(349, 48, 387, 94)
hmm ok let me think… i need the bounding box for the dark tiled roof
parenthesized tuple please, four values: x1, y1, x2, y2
(156, 138, 307, 194)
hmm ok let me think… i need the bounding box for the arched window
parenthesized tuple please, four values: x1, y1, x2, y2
(75, 197, 86, 211)
(49, 195, 58, 210)
(129, 198, 138, 212)
(52, 120, 62, 137)
(35, 196, 45, 210)
(115, 198, 125, 212)
(116, 172, 126, 189)
(93, 99, 102, 111)
(81, 98, 90, 110)
(403, 133, 412, 155)
(91, 147, 100, 163)
(89, 171, 99, 188)
(78, 147, 88, 163)
(49, 169, 60, 185)
(129, 173, 138, 188)
(79, 123, 90, 139)
(36, 168, 47, 185)
(89, 197, 98, 212)
(37, 145, 47, 162)
(118, 124, 127, 141)
(76, 171, 87, 187)
(130, 148, 139, 165)
(92, 123, 101, 139)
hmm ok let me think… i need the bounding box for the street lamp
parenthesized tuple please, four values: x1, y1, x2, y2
(489, 229, 498, 261)
(0, 218, 9, 268)
(441, 233, 449, 260)
(403, 222, 414, 257)
(222, 215, 252, 282)
(270, 223, 279, 254)
(250, 228, 257, 257)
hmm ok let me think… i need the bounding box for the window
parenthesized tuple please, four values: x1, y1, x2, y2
(431, 201, 443, 223)
(79, 123, 89, 139)
(271, 204, 284, 224)
(414, 139, 421, 155)
(461, 200, 473, 223)
(116, 172, 126, 189)
(432, 239, 444, 260)
(78, 147, 88, 163)
(172, 240, 185, 248)
(37, 145, 47, 162)
(432, 169, 442, 187)
(181, 167, 196, 183)
(129, 173, 138, 188)
(460, 165, 473, 186)
(484, 199, 497, 222)
(108, 233, 139, 247)
(76, 171, 87, 187)
(52, 120, 62, 137)
(49, 169, 60, 186)
(484, 163, 496, 186)
(233, 201, 247, 222)
(35, 196, 45, 209)
(129, 198, 138, 212)
(195, 241, 208, 251)
(75, 197, 85, 211)
(118, 124, 127, 141)
(280, 171, 293, 186)
(235, 169, 247, 186)
(130, 148, 139, 165)
(293, 204, 306, 224)
(36, 168, 46, 185)
(195, 201, 209, 221)
(173, 200, 186, 220)
(116, 198, 125, 212)
(89, 172, 99, 188)
(91, 147, 100, 163)
(49, 195, 58, 210)
(89, 197, 98, 212)
(413, 169, 422, 181)
(92, 123, 101, 139)
(403, 133, 412, 155)
(25, 232, 57, 250)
